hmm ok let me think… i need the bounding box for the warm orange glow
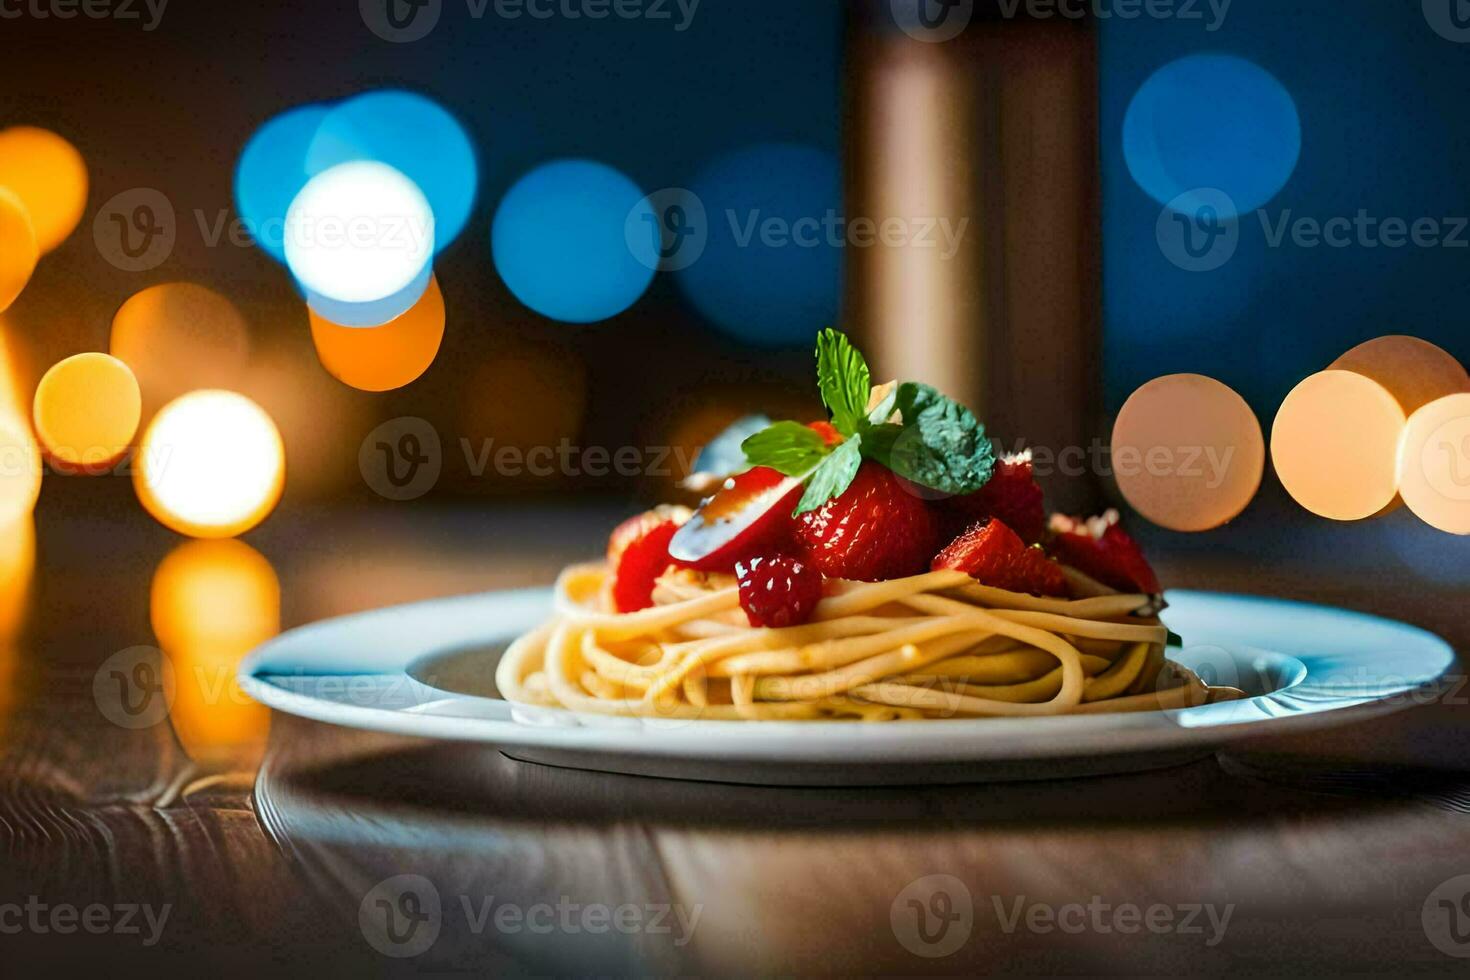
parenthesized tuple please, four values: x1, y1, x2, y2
(0, 316, 32, 421)
(0, 187, 38, 314)
(1331, 336, 1470, 416)
(32, 352, 141, 473)
(309, 275, 445, 391)
(0, 126, 88, 254)
(1271, 370, 1405, 521)
(134, 390, 285, 538)
(109, 283, 251, 417)
(1398, 393, 1470, 536)
(461, 346, 588, 452)
(151, 538, 277, 764)
(1112, 374, 1265, 532)
(0, 417, 41, 528)
(0, 514, 35, 742)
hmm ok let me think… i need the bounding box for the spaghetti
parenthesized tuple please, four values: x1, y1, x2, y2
(495, 563, 1242, 722)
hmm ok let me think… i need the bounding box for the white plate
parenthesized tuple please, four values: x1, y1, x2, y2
(239, 589, 1455, 785)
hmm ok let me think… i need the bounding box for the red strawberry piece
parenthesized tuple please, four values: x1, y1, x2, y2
(932, 518, 1067, 597)
(793, 461, 939, 582)
(668, 466, 803, 572)
(607, 506, 691, 612)
(734, 554, 824, 628)
(1047, 510, 1162, 595)
(945, 453, 1047, 544)
(807, 420, 843, 446)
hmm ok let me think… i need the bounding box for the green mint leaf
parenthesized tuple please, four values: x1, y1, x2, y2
(815, 328, 871, 436)
(794, 435, 862, 515)
(856, 422, 903, 467)
(887, 383, 995, 495)
(741, 421, 831, 477)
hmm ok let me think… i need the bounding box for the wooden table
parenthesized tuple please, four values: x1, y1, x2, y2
(3, 500, 1469, 976)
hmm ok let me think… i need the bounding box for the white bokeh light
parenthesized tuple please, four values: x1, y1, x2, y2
(284, 160, 434, 305)
(134, 390, 285, 538)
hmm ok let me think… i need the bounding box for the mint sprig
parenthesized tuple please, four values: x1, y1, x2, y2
(739, 329, 996, 515)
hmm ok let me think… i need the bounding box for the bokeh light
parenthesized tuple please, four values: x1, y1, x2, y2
(0, 514, 35, 743)
(492, 159, 655, 323)
(110, 283, 251, 417)
(234, 104, 331, 263)
(1397, 392, 1470, 536)
(285, 160, 434, 325)
(1123, 54, 1300, 218)
(305, 89, 478, 253)
(134, 390, 285, 539)
(0, 417, 41, 528)
(32, 352, 141, 473)
(310, 274, 445, 391)
(151, 538, 276, 764)
(1111, 374, 1264, 532)
(1329, 335, 1470, 415)
(1271, 370, 1405, 521)
(0, 126, 88, 253)
(677, 143, 841, 346)
(0, 187, 38, 313)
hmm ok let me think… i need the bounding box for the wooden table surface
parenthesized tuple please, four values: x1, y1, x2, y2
(3, 498, 1470, 977)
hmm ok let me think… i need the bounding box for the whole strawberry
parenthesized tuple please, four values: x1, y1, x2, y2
(794, 462, 939, 582)
(734, 554, 824, 628)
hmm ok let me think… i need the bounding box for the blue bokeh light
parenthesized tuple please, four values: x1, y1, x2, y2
(302, 262, 434, 328)
(1123, 54, 1301, 219)
(234, 104, 330, 263)
(305, 89, 479, 253)
(491, 160, 655, 324)
(675, 143, 841, 348)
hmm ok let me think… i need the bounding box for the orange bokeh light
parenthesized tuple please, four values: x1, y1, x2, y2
(1271, 370, 1406, 521)
(309, 275, 445, 391)
(1330, 336, 1470, 416)
(0, 187, 38, 314)
(1111, 374, 1265, 532)
(0, 417, 41, 529)
(134, 390, 285, 539)
(151, 538, 277, 764)
(32, 352, 141, 474)
(110, 283, 251, 416)
(0, 126, 88, 254)
(1398, 393, 1470, 536)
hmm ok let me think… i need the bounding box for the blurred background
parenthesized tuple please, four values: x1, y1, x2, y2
(0, 0, 1465, 636)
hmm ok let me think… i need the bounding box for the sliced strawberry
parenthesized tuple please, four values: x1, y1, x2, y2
(807, 420, 843, 446)
(794, 461, 939, 582)
(1048, 510, 1162, 595)
(944, 453, 1046, 544)
(933, 518, 1067, 597)
(668, 466, 803, 572)
(607, 505, 692, 612)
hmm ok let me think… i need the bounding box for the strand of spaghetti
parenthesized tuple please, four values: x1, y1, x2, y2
(1069, 676, 1208, 714)
(494, 620, 557, 701)
(810, 570, 973, 620)
(713, 629, 1010, 679)
(943, 581, 1152, 618)
(682, 672, 708, 707)
(905, 649, 1114, 683)
(561, 587, 741, 640)
(849, 679, 1085, 718)
(753, 637, 968, 702)
(1126, 641, 1167, 695)
(1081, 642, 1153, 702)
(901, 593, 1166, 644)
(552, 563, 608, 614)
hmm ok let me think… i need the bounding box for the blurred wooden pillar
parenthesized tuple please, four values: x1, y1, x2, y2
(845, 1, 1101, 511)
